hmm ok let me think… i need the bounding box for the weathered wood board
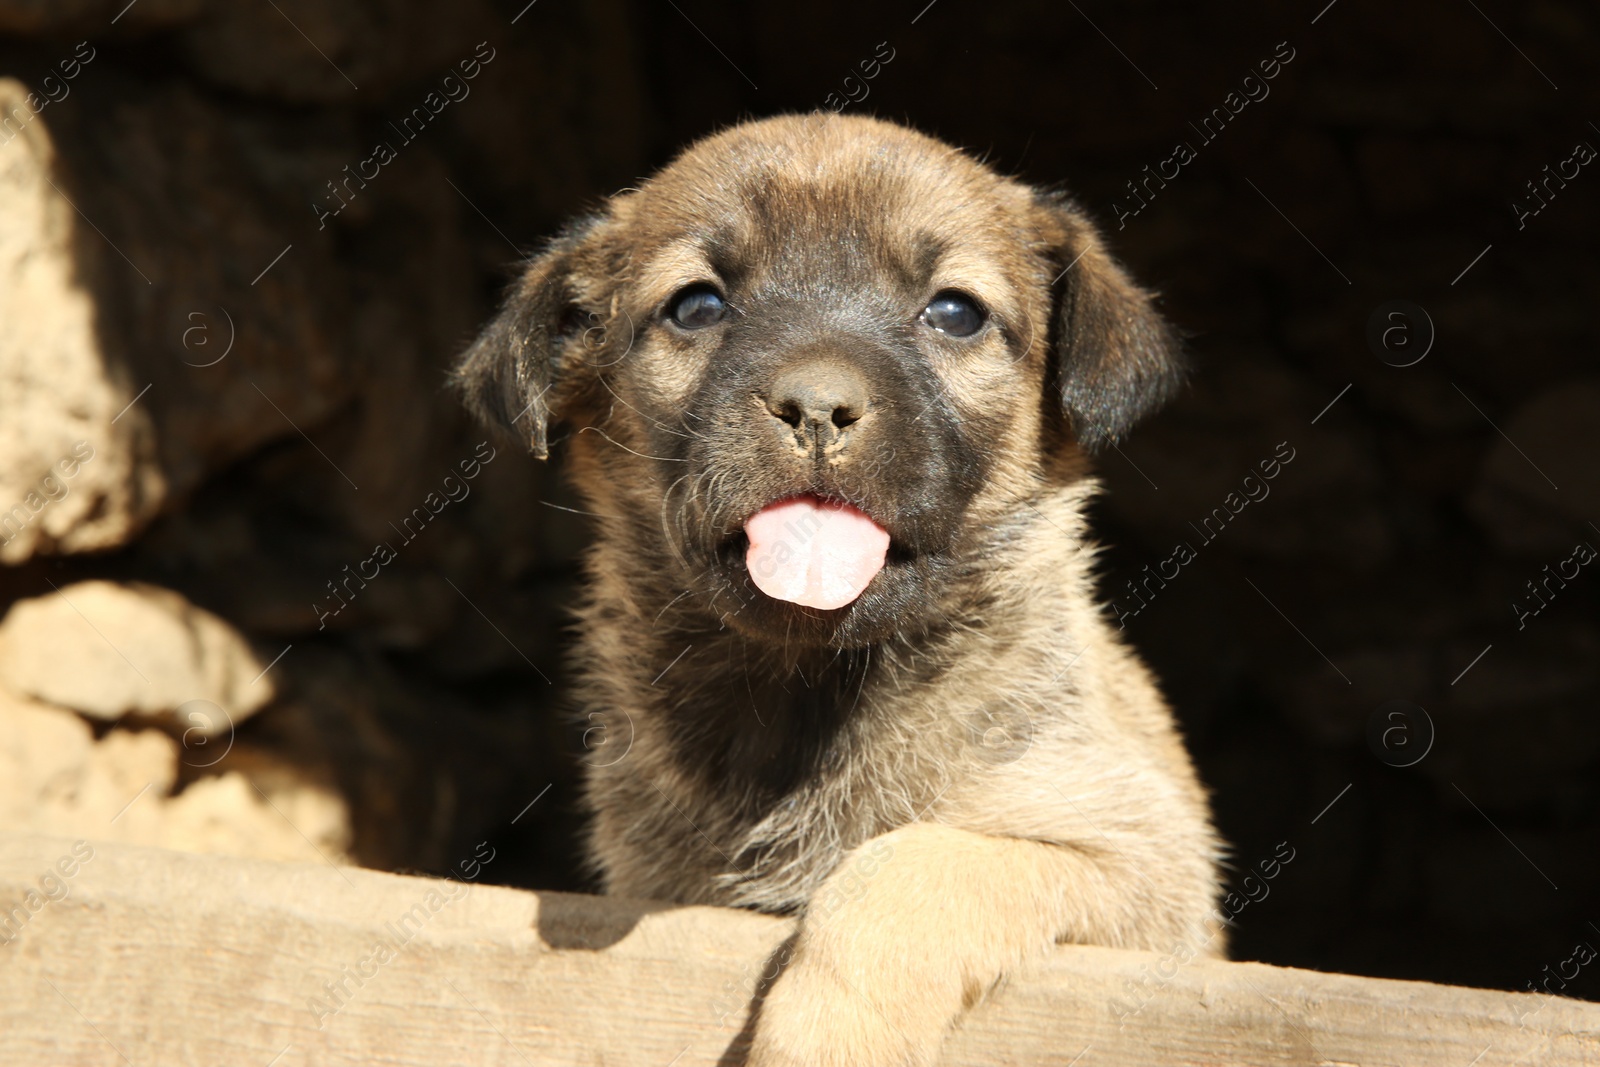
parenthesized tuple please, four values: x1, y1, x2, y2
(0, 832, 1595, 1066)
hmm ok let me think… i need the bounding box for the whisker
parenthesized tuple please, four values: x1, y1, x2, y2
(595, 373, 698, 440)
(654, 586, 696, 625)
(658, 471, 705, 573)
(578, 425, 686, 462)
(539, 499, 606, 518)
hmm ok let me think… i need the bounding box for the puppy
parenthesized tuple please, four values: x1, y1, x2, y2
(457, 113, 1224, 1066)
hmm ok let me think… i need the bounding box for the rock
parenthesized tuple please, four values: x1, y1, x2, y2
(1106, 352, 1392, 565)
(0, 76, 168, 564)
(1468, 379, 1600, 555)
(1428, 625, 1600, 812)
(0, 0, 203, 33)
(160, 770, 350, 864)
(0, 688, 350, 863)
(233, 644, 545, 872)
(176, 0, 498, 105)
(2, 67, 478, 565)
(0, 579, 274, 729)
(33, 71, 360, 515)
(1277, 647, 1432, 748)
(0, 687, 104, 828)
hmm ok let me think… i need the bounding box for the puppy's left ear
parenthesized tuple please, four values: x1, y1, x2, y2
(454, 214, 604, 459)
(1035, 191, 1188, 451)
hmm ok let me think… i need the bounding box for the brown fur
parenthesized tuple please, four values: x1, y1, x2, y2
(458, 114, 1225, 1066)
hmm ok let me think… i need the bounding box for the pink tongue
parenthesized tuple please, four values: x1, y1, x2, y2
(744, 497, 891, 610)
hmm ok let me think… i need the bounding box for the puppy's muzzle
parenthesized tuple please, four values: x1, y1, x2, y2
(763, 360, 869, 458)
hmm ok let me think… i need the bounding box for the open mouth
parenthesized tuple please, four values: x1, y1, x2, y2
(741, 495, 892, 610)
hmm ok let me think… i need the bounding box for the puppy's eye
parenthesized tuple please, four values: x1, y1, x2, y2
(920, 291, 985, 337)
(668, 286, 727, 330)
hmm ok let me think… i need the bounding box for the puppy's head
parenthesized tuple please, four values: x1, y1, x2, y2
(458, 114, 1183, 649)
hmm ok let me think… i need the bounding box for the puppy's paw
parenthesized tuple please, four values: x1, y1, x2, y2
(747, 951, 941, 1067)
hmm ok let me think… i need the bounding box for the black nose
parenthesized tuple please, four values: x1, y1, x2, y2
(765, 362, 869, 432)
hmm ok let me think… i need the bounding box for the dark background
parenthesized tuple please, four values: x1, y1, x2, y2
(1, 0, 1596, 1002)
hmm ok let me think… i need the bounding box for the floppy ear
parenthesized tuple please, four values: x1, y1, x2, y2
(454, 214, 604, 459)
(1036, 191, 1188, 451)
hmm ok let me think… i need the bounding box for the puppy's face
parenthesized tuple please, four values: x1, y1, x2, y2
(459, 115, 1183, 649)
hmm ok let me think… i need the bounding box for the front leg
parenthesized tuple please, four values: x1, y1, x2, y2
(747, 821, 1211, 1067)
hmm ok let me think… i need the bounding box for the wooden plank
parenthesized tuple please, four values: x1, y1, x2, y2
(0, 831, 1595, 1066)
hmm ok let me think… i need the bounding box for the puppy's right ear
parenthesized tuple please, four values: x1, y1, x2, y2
(454, 214, 604, 459)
